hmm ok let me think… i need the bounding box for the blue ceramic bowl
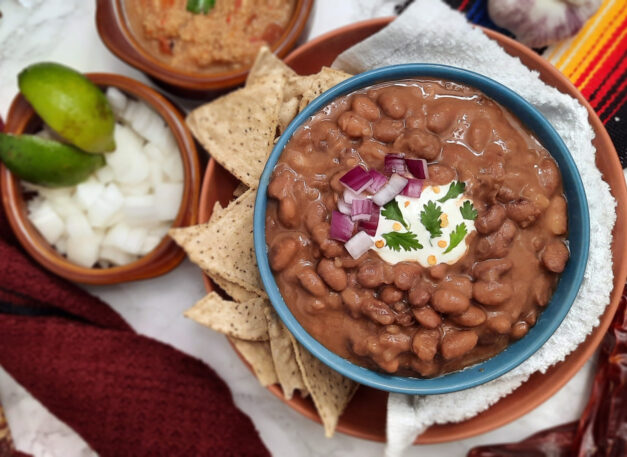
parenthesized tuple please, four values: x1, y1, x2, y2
(253, 64, 590, 395)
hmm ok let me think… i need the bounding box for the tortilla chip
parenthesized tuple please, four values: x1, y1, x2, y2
(278, 96, 301, 134)
(211, 272, 260, 303)
(169, 189, 266, 297)
(247, 46, 296, 87)
(185, 292, 269, 341)
(294, 67, 352, 112)
(229, 337, 278, 387)
(186, 82, 283, 189)
(290, 334, 358, 437)
(233, 182, 248, 198)
(264, 307, 307, 399)
(211, 201, 225, 221)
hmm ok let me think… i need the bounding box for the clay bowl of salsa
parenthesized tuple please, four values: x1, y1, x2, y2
(95, 0, 314, 98)
(253, 64, 590, 394)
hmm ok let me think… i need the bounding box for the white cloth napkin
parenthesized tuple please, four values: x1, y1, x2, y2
(332, 1, 617, 455)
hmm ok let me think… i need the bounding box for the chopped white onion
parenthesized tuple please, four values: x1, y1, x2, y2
(372, 173, 408, 206)
(344, 231, 374, 259)
(28, 200, 64, 244)
(106, 87, 128, 116)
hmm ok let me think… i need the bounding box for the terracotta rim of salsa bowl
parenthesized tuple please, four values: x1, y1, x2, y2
(198, 18, 627, 443)
(95, 0, 314, 95)
(0, 73, 201, 285)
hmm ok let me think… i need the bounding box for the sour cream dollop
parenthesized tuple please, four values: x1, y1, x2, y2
(371, 181, 476, 267)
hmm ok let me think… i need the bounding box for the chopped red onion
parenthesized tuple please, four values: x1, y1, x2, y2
(401, 179, 424, 198)
(343, 188, 364, 205)
(339, 166, 373, 194)
(351, 199, 373, 222)
(344, 231, 374, 260)
(329, 211, 354, 242)
(406, 158, 429, 179)
(337, 198, 351, 215)
(358, 205, 380, 236)
(372, 173, 408, 206)
(367, 170, 387, 193)
(384, 153, 406, 175)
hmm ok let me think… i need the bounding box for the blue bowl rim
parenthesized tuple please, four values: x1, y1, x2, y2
(253, 63, 590, 395)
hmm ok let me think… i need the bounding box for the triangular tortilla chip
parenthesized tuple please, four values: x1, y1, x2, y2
(169, 189, 266, 297)
(295, 67, 353, 113)
(247, 46, 296, 87)
(186, 83, 283, 188)
(185, 292, 269, 341)
(229, 337, 278, 387)
(211, 272, 260, 303)
(264, 307, 307, 399)
(289, 334, 359, 437)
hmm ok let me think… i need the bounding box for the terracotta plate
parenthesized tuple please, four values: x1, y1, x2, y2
(198, 18, 627, 443)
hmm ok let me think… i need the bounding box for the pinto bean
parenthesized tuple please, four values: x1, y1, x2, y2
(363, 299, 396, 325)
(320, 239, 345, 258)
(304, 201, 328, 232)
(269, 237, 298, 272)
(476, 219, 517, 260)
(394, 128, 441, 160)
(317, 258, 347, 291)
(338, 111, 372, 138)
(412, 329, 440, 361)
(532, 274, 552, 306)
(429, 263, 448, 280)
(410, 358, 439, 377)
(268, 169, 293, 200)
(511, 321, 529, 340)
(486, 315, 512, 334)
(537, 158, 561, 196)
(412, 306, 442, 329)
(426, 104, 453, 133)
(472, 280, 513, 306)
(431, 289, 471, 314)
(311, 222, 329, 245)
(373, 119, 404, 143)
(472, 258, 513, 281)
(380, 285, 403, 304)
(359, 139, 389, 169)
(441, 330, 478, 360)
(393, 262, 423, 290)
(297, 269, 327, 297)
(544, 196, 567, 235)
(426, 164, 456, 186)
(357, 261, 386, 288)
(278, 196, 298, 227)
(352, 95, 380, 121)
(468, 118, 491, 152)
(506, 199, 541, 228)
(450, 305, 487, 327)
(541, 240, 569, 273)
(443, 276, 473, 298)
(475, 205, 506, 235)
(378, 92, 406, 119)
(408, 283, 430, 307)
(341, 287, 367, 317)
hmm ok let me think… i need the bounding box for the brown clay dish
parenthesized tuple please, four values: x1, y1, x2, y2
(198, 18, 627, 443)
(95, 0, 314, 97)
(1, 73, 201, 285)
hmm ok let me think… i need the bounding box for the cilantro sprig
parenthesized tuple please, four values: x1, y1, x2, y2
(382, 231, 423, 252)
(460, 200, 477, 221)
(443, 223, 468, 253)
(420, 201, 443, 238)
(381, 200, 409, 229)
(438, 181, 466, 203)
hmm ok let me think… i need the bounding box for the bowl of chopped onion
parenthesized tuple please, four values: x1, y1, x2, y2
(0, 73, 200, 284)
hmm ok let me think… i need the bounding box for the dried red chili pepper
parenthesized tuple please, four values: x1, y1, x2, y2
(468, 287, 627, 457)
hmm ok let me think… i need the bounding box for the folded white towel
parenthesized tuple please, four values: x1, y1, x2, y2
(333, 1, 616, 455)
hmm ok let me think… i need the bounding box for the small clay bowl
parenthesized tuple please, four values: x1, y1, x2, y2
(0, 73, 200, 284)
(95, 0, 314, 98)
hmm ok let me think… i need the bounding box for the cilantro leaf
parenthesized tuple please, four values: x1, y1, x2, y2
(438, 181, 466, 203)
(443, 223, 468, 254)
(382, 231, 423, 252)
(420, 201, 443, 238)
(381, 200, 409, 229)
(460, 200, 477, 220)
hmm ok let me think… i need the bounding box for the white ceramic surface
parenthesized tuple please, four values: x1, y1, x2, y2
(0, 0, 597, 455)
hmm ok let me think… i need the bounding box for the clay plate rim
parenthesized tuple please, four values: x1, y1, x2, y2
(198, 18, 627, 443)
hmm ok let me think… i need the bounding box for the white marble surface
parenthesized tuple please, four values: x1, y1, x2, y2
(0, 0, 598, 456)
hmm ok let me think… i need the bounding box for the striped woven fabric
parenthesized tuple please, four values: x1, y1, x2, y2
(398, 0, 627, 166)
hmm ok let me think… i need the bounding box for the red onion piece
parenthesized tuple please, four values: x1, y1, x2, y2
(401, 179, 424, 198)
(367, 170, 387, 193)
(344, 231, 373, 259)
(372, 173, 408, 206)
(351, 199, 373, 222)
(384, 153, 406, 175)
(339, 166, 373, 194)
(329, 211, 354, 242)
(358, 204, 380, 236)
(406, 158, 429, 179)
(337, 198, 351, 215)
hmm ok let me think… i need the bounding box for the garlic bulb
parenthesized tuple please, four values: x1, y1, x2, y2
(488, 0, 602, 48)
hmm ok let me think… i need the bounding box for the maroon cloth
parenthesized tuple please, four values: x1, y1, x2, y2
(0, 206, 270, 456)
